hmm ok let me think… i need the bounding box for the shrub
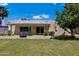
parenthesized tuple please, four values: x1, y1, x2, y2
(49, 31, 55, 36)
(44, 30, 49, 36)
(8, 30, 12, 36)
(54, 35, 76, 40)
(28, 31, 33, 36)
(49, 31, 55, 39)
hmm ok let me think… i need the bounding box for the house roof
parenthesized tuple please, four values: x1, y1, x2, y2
(8, 20, 50, 25)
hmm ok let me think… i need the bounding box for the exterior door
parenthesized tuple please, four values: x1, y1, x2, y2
(36, 27, 44, 35)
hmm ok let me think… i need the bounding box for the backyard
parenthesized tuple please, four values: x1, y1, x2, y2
(0, 38, 79, 56)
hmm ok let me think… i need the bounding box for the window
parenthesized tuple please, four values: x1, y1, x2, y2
(20, 27, 30, 32)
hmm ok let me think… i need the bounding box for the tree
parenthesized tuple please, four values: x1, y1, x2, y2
(56, 4, 79, 38)
(0, 6, 8, 25)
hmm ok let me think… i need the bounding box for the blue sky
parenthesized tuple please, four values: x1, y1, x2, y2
(0, 3, 64, 21)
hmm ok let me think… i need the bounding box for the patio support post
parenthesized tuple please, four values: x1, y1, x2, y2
(12, 25, 16, 35)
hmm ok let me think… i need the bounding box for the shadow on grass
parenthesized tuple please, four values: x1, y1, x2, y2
(54, 35, 79, 40)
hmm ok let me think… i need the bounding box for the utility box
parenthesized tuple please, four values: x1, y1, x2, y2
(20, 31, 27, 37)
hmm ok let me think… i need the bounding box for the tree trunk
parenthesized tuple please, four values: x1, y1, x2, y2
(70, 29, 75, 38)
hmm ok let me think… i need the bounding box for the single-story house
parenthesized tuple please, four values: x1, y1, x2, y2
(0, 20, 8, 35)
(8, 20, 50, 35)
(0, 26, 8, 35)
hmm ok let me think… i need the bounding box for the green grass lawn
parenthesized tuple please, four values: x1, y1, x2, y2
(0, 39, 79, 56)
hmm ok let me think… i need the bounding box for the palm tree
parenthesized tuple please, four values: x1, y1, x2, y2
(0, 6, 8, 25)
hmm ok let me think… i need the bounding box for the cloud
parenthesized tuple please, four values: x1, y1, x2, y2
(41, 14, 49, 18)
(53, 3, 57, 5)
(0, 3, 8, 6)
(33, 14, 49, 19)
(33, 15, 42, 19)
